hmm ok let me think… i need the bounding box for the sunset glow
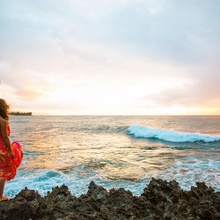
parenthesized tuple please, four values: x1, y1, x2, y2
(0, 0, 220, 115)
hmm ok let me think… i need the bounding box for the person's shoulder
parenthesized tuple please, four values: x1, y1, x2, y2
(0, 117, 7, 124)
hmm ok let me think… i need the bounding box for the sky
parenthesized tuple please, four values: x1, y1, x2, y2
(0, 0, 220, 115)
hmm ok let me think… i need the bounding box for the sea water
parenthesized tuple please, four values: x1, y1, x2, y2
(5, 115, 220, 198)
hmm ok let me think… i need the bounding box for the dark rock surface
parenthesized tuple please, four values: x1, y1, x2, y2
(0, 178, 220, 220)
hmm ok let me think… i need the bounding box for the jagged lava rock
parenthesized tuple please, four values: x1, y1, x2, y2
(0, 178, 219, 220)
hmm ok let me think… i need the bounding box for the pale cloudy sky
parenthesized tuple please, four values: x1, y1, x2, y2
(0, 0, 220, 115)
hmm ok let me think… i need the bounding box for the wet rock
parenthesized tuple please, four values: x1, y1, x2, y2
(0, 188, 42, 220)
(0, 178, 219, 220)
(87, 181, 108, 201)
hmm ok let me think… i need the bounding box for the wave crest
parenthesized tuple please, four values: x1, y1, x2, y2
(127, 125, 220, 143)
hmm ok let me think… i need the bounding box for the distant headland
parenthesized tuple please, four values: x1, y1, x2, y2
(9, 111, 32, 116)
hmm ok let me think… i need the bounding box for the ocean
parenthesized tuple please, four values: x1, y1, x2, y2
(5, 115, 220, 198)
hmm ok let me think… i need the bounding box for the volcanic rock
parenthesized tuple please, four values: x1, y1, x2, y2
(0, 178, 219, 219)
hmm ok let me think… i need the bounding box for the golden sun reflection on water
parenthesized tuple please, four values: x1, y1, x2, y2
(24, 128, 180, 181)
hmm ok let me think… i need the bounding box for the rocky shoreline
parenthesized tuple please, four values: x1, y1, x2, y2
(0, 178, 220, 220)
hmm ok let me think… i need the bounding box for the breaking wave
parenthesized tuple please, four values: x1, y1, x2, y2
(127, 125, 220, 143)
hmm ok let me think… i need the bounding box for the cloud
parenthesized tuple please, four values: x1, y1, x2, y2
(0, 0, 220, 114)
(143, 64, 220, 109)
(2, 0, 220, 64)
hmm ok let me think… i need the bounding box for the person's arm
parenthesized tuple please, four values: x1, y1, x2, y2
(0, 119, 14, 158)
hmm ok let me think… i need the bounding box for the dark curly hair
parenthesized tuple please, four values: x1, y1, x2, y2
(0, 98, 10, 120)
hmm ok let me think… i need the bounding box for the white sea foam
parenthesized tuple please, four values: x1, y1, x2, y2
(165, 157, 220, 190)
(127, 125, 220, 143)
(5, 169, 147, 198)
(6, 156, 220, 199)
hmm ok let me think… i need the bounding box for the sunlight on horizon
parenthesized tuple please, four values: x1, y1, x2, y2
(1, 0, 220, 116)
